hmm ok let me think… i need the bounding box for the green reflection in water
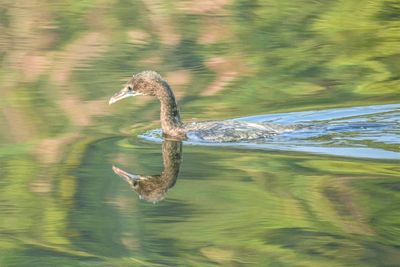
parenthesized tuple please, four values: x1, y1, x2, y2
(0, 0, 399, 266)
(67, 137, 399, 266)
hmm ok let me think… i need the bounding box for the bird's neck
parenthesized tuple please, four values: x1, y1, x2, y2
(157, 82, 185, 138)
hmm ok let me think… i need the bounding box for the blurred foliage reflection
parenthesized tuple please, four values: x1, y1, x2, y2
(0, 0, 399, 266)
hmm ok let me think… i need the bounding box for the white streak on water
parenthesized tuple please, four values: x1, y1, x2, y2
(140, 104, 400, 160)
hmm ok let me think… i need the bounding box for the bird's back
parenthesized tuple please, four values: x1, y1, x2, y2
(184, 120, 296, 142)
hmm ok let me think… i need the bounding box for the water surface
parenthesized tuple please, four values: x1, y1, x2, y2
(0, 1, 399, 266)
(142, 103, 400, 160)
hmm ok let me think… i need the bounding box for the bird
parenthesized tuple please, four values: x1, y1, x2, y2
(109, 71, 295, 142)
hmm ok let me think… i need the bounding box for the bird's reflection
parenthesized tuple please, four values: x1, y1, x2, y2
(112, 140, 182, 203)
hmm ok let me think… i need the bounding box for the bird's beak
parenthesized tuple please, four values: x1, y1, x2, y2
(109, 86, 143, 105)
(112, 165, 141, 185)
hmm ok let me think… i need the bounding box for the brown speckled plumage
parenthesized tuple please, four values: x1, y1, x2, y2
(109, 71, 296, 141)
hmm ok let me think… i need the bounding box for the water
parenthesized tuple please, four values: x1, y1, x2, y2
(1, 1, 400, 266)
(142, 104, 400, 160)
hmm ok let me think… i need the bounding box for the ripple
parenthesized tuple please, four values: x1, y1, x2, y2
(140, 104, 400, 160)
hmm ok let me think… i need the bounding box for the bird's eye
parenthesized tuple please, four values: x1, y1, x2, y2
(127, 86, 133, 91)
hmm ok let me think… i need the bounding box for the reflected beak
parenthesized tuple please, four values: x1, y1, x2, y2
(109, 87, 143, 105)
(112, 165, 141, 184)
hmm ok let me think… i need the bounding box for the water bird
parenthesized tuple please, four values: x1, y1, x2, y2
(109, 71, 295, 142)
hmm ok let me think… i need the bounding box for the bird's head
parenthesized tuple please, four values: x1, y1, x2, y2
(109, 71, 164, 105)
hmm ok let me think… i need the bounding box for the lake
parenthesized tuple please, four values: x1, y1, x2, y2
(0, 1, 399, 266)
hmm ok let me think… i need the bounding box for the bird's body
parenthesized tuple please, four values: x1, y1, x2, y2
(109, 71, 295, 141)
(183, 120, 294, 142)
